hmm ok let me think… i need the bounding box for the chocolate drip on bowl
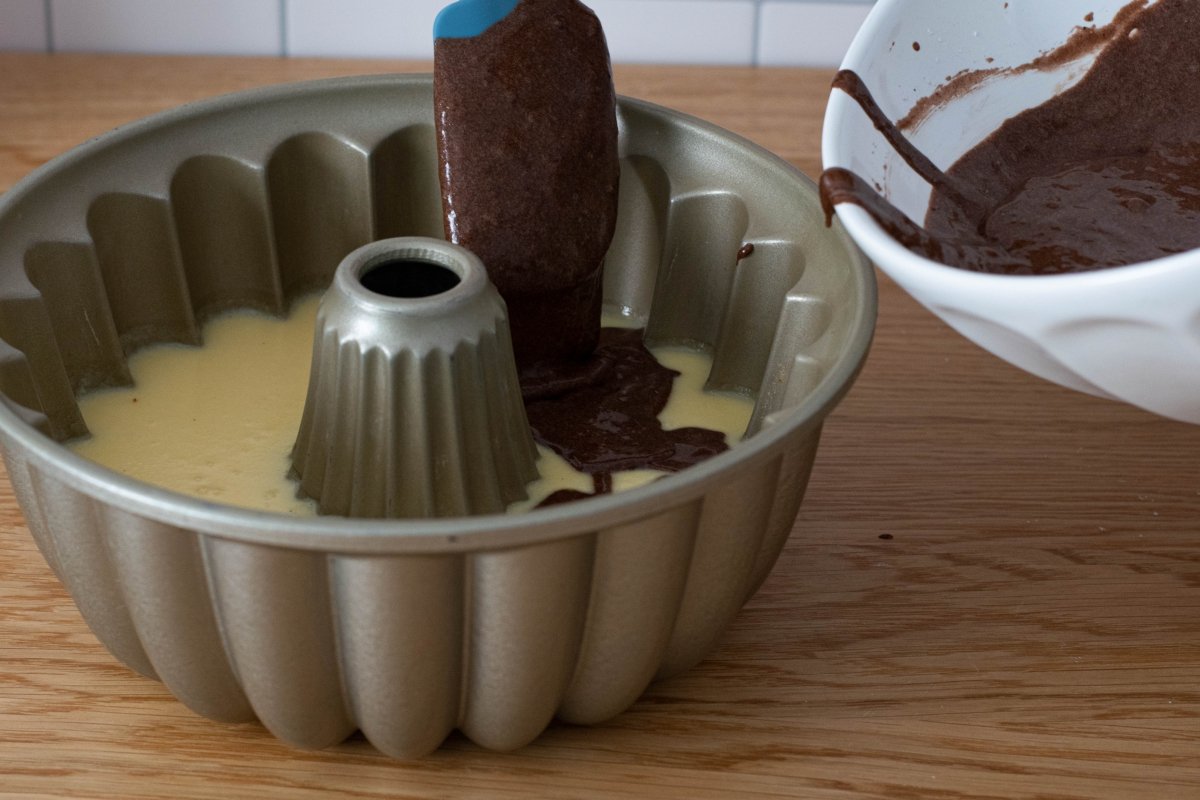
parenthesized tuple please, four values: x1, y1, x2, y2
(821, 0, 1200, 276)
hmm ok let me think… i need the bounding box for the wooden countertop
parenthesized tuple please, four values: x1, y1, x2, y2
(1, 53, 1198, 799)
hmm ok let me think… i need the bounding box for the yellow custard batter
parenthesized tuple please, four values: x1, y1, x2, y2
(68, 297, 753, 515)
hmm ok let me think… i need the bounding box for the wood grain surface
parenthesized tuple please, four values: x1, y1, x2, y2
(1, 53, 1198, 799)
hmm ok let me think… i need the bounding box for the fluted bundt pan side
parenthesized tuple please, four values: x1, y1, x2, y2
(0, 75, 875, 757)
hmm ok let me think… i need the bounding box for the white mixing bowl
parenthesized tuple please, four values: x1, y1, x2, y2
(823, 0, 1200, 424)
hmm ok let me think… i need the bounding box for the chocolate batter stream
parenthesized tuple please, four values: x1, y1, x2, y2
(434, 0, 729, 505)
(821, 0, 1200, 275)
(435, 0, 618, 366)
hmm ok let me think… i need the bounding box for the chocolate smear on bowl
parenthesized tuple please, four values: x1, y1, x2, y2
(822, 0, 1200, 275)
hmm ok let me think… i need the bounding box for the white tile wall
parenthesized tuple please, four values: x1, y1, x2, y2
(0, 0, 48, 50)
(758, 1, 872, 67)
(286, 0, 444, 58)
(2, 0, 876, 66)
(50, 0, 280, 55)
(588, 0, 757, 66)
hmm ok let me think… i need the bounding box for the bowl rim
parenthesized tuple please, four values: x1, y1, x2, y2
(820, 0, 1200, 300)
(0, 72, 877, 553)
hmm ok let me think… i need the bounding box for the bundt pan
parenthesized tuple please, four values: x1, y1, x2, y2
(0, 74, 875, 757)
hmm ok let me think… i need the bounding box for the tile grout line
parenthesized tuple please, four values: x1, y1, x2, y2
(278, 0, 288, 57)
(751, 0, 762, 67)
(43, 0, 54, 53)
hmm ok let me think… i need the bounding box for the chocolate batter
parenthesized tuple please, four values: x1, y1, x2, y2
(434, 0, 731, 505)
(525, 328, 728, 506)
(821, 0, 1200, 275)
(434, 0, 619, 366)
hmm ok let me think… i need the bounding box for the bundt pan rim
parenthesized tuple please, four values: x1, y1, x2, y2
(0, 73, 876, 553)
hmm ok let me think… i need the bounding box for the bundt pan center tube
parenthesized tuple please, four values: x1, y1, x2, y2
(0, 74, 875, 757)
(291, 237, 539, 518)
